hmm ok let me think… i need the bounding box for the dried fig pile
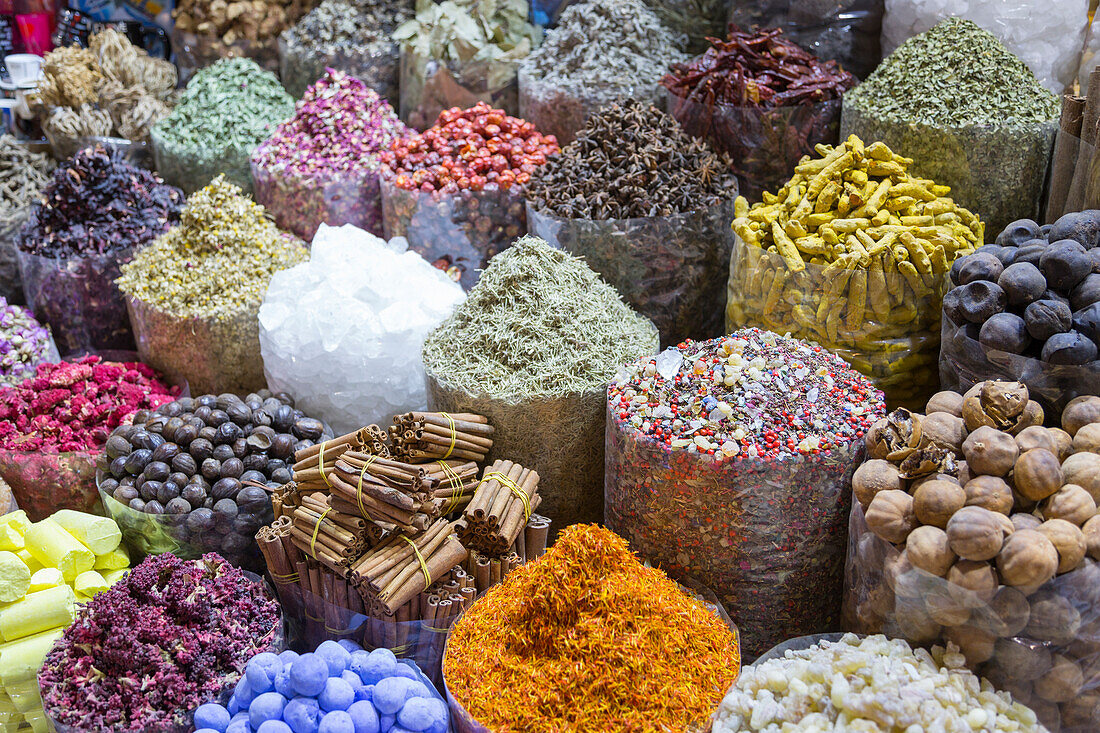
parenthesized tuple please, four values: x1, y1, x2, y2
(849, 380, 1100, 731)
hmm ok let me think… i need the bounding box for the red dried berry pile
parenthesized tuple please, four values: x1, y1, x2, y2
(382, 102, 559, 194)
(0, 355, 176, 453)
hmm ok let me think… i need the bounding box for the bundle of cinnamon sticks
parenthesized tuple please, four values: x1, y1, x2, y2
(390, 412, 494, 463)
(1046, 68, 1100, 220)
(457, 459, 541, 555)
(288, 494, 372, 575)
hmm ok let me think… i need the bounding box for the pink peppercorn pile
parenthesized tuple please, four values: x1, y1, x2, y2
(382, 102, 559, 194)
(0, 356, 176, 453)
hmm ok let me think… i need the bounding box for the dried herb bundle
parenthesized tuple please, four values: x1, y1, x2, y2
(0, 136, 53, 230)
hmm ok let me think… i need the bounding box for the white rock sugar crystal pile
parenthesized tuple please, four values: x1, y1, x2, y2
(882, 0, 1089, 94)
(259, 224, 465, 434)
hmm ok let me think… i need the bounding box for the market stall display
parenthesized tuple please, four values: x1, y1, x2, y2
(443, 524, 740, 731)
(712, 633, 1042, 731)
(381, 102, 558, 290)
(17, 145, 184, 355)
(517, 0, 687, 145)
(1047, 69, 1100, 222)
(150, 58, 294, 194)
(422, 237, 656, 531)
(662, 27, 856, 201)
(0, 299, 55, 387)
(527, 99, 737, 346)
(278, 0, 412, 101)
(605, 328, 885, 657)
(940, 211, 1100, 416)
(97, 390, 333, 570)
(259, 224, 465, 435)
(843, 382, 1100, 732)
(841, 18, 1059, 235)
(640, 0, 722, 54)
(0, 355, 177, 520)
(251, 71, 407, 241)
(39, 552, 282, 732)
(117, 176, 308, 395)
(0, 137, 53, 304)
(393, 0, 540, 129)
(726, 134, 983, 410)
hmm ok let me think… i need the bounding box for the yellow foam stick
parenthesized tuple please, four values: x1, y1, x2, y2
(0, 585, 74, 642)
(0, 513, 28, 534)
(0, 627, 63, 687)
(22, 708, 46, 733)
(74, 570, 108, 599)
(93, 544, 129, 571)
(101, 568, 129, 586)
(13, 551, 40, 575)
(24, 519, 93, 582)
(51, 510, 121, 555)
(0, 554, 28, 604)
(5, 678, 41, 713)
(0, 525, 22, 553)
(27, 568, 62, 594)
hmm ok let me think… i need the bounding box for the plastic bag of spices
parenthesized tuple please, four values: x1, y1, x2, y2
(171, 28, 282, 84)
(279, 37, 401, 105)
(399, 51, 521, 131)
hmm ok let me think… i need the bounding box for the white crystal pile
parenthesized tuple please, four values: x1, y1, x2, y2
(882, 0, 1089, 94)
(259, 224, 465, 434)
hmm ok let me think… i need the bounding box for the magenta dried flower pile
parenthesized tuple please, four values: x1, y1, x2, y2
(40, 552, 281, 732)
(0, 298, 53, 387)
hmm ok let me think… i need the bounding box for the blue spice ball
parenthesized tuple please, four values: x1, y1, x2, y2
(275, 662, 296, 699)
(354, 685, 374, 703)
(341, 670, 361, 689)
(291, 653, 329, 697)
(351, 649, 396, 685)
(319, 677, 355, 712)
(337, 639, 363, 653)
(195, 729, 220, 733)
(396, 698, 436, 732)
(373, 678, 410, 715)
(279, 650, 301, 664)
(404, 681, 430, 700)
(316, 640, 351, 676)
(257, 721, 294, 733)
(250, 691, 288, 729)
(284, 696, 324, 733)
(391, 664, 417, 681)
(194, 703, 231, 732)
(378, 714, 395, 732)
(247, 652, 284, 693)
(233, 675, 256, 707)
(347, 700, 380, 733)
(226, 722, 249, 733)
(318, 710, 355, 733)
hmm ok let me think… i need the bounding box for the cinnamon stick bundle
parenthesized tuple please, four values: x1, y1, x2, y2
(390, 412, 494, 463)
(458, 459, 541, 555)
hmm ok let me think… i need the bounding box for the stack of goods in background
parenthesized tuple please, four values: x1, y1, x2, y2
(150, 58, 294, 194)
(940, 212, 1100, 416)
(0, 509, 130, 732)
(1047, 69, 1100, 221)
(0, 356, 177, 520)
(662, 27, 856, 202)
(444, 524, 739, 730)
(259, 224, 466, 435)
(517, 0, 686, 145)
(97, 390, 333, 570)
(39, 553, 282, 732)
(844, 382, 1100, 732)
(527, 99, 737, 346)
(16, 145, 184, 355)
(841, 18, 1059, 235)
(380, 102, 558, 290)
(0, 137, 52, 304)
(393, 0, 541, 129)
(605, 328, 886, 657)
(0, 299, 55, 387)
(251, 70, 407, 241)
(640, 0, 723, 53)
(422, 238, 657, 533)
(171, 0, 316, 81)
(31, 29, 177, 161)
(117, 176, 308, 395)
(726, 135, 983, 410)
(278, 0, 413, 102)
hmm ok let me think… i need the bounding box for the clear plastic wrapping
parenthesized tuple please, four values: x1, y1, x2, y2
(604, 401, 863, 658)
(726, 236, 942, 411)
(17, 245, 135, 355)
(665, 89, 842, 202)
(399, 49, 519, 130)
(45, 133, 151, 170)
(528, 199, 735, 348)
(0, 449, 99, 521)
(641, 0, 725, 53)
(843, 498, 1100, 733)
(382, 178, 526, 290)
(150, 125, 253, 196)
(172, 28, 282, 85)
(0, 214, 28, 304)
(251, 153, 385, 242)
(127, 296, 267, 397)
(278, 36, 401, 104)
(840, 102, 1058, 236)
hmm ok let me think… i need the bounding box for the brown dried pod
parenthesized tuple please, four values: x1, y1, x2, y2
(962, 395, 997, 432)
(926, 391, 965, 417)
(893, 597, 942, 644)
(913, 480, 966, 529)
(1083, 515, 1100, 560)
(1061, 692, 1100, 728)
(943, 624, 996, 665)
(946, 506, 1005, 561)
(1015, 426, 1058, 455)
(1039, 484, 1096, 526)
(993, 637, 1053, 681)
(1038, 518, 1087, 574)
(1007, 401, 1044, 436)
(1012, 449, 1064, 501)
(962, 426, 1019, 477)
(974, 584, 1030, 637)
(981, 380, 1029, 426)
(865, 490, 916, 544)
(924, 587, 970, 626)
(1026, 591, 1082, 646)
(1011, 512, 1043, 532)
(981, 668, 1033, 708)
(920, 412, 967, 454)
(1060, 452, 1100, 503)
(963, 383, 984, 401)
(905, 525, 956, 576)
(997, 529, 1059, 589)
(946, 559, 999, 606)
(1035, 655, 1084, 703)
(852, 459, 903, 510)
(865, 408, 922, 461)
(963, 475, 1014, 515)
(1073, 422, 1100, 454)
(1028, 699, 1061, 733)
(909, 473, 959, 492)
(1048, 427, 1073, 460)
(956, 460, 971, 486)
(883, 549, 915, 595)
(897, 446, 957, 479)
(1062, 395, 1100, 436)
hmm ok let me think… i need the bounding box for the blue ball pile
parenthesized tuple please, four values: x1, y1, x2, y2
(192, 640, 449, 733)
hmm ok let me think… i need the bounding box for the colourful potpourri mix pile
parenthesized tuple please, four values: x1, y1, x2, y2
(0, 298, 54, 387)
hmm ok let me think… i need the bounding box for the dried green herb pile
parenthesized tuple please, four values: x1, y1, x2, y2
(422, 236, 656, 399)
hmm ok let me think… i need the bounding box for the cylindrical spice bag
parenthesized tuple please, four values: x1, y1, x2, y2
(604, 329, 885, 658)
(399, 51, 521, 132)
(279, 39, 401, 105)
(518, 70, 612, 148)
(171, 28, 283, 84)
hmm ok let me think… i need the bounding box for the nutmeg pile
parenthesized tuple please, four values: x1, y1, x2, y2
(850, 380, 1100, 731)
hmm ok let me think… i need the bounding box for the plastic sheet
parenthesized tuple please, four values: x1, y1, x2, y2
(640, 0, 724, 53)
(604, 400, 863, 658)
(0, 214, 27, 304)
(150, 124, 253, 196)
(278, 36, 401, 104)
(726, 0, 884, 80)
(250, 153, 385, 242)
(382, 178, 526, 291)
(0, 450, 99, 522)
(528, 199, 734, 348)
(665, 89, 842, 202)
(16, 245, 135, 355)
(172, 28, 281, 85)
(843, 498, 1100, 733)
(399, 48, 519, 130)
(840, 102, 1058, 236)
(726, 236, 944, 411)
(44, 133, 151, 170)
